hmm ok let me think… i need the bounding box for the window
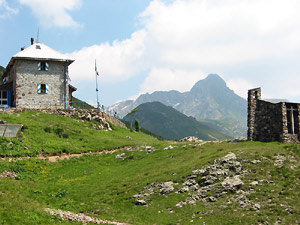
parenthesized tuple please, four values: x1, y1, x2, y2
(286, 104, 299, 135)
(41, 84, 46, 93)
(37, 84, 49, 94)
(37, 62, 49, 71)
(0, 91, 8, 105)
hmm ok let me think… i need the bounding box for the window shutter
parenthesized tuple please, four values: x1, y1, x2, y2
(46, 84, 49, 93)
(37, 84, 41, 93)
(45, 62, 49, 71)
(37, 62, 41, 70)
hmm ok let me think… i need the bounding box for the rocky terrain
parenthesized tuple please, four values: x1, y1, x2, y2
(131, 149, 298, 223)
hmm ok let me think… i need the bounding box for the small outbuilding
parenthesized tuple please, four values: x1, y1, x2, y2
(248, 87, 300, 143)
(0, 40, 76, 109)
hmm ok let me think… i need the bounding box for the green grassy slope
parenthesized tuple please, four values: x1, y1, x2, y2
(0, 111, 299, 224)
(124, 102, 231, 141)
(71, 97, 94, 109)
(198, 118, 247, 138)
(0, 141, 299, 224)
(0, 110, 160, 157)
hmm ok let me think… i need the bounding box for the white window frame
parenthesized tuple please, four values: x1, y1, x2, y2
(0, 90, 8, 106)
(37, 83, 49, 94)
(37, 62, 49, 71)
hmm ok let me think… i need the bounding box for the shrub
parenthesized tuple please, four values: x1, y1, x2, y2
(44, 127, 52, 133)
(134, 119, 141, 132)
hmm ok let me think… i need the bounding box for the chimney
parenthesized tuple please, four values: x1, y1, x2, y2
(31, 37, 34, 45)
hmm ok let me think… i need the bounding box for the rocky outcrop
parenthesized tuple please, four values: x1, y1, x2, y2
(0, 171, 17, 179)
(180, 136, 203, 142)
(53, 109, 126, 129)
(133, 152, 246, 207)
(45, 208, 129, 225)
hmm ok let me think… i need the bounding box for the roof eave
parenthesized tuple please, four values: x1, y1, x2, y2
(12, 56, 74, 64)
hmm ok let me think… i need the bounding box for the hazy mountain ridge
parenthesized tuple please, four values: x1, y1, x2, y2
(123, 101, 231, 141)
(107, 74, 247, 137)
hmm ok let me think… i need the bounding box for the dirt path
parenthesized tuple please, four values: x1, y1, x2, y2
(0, 145, 133, 162)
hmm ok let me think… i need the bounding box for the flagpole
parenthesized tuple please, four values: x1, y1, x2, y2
(95, 59, 100, 110)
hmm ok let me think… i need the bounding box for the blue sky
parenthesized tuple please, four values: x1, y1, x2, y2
(1, 0, 300, 107)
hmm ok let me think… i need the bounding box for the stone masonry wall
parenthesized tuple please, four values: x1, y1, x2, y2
(253, 100, 283, 142)
(14, 59, 69, 109)
(248, 88, 300, 143)
(247, 88, 261, 141)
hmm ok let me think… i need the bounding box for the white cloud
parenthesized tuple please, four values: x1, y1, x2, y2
(227, 78, 256, 99)
(67, 30, 147, 81)
(140, 67, 206, 94)
(0, 0, 18, 18)
(19, 0, 82, 28)
(68, 0, 300, 102)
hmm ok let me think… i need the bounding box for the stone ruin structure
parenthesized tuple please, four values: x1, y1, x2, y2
(248, 87, 300, 143)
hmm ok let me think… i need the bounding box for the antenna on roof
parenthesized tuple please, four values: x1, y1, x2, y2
(36, 27, 40, 43)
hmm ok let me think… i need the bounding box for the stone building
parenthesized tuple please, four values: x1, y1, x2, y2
(0, 41, 76, 109)
(248, 87, 300, 143)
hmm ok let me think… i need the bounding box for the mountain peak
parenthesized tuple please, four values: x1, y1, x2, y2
(191, 74, 226, 93)
(205, 73, 224, 81)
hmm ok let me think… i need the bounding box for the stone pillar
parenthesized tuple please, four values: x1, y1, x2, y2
(280, 103, 289, 142)
(298, 104, 300, 141)
(247, 88, 261, 141)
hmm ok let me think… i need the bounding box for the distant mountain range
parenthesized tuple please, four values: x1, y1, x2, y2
(123, 102, 231, 141)
(108, 74, 247, 137)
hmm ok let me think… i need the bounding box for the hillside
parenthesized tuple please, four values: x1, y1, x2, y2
(107, 74, 247, 137)
(72, 97, 94, 109)
(0, 109, 160, 157)
(0, 110, 298, 224)
(123, 102, 231, 141)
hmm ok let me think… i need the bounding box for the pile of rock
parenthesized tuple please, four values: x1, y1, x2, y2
(133, 152, 257, 209)
(138, 146, 156, 154)
(274, 154, 286, 168)
(44, 208, 128, 225)
(55, 109, 115, 131)
(179, 136, 203, 142)
(0, 171, 17, 179)
(176, 152, 244, 207)
(133, 181, 176, 206)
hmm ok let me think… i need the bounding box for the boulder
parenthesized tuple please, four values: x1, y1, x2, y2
(135, 199, 147, 206)
(158, 181, 174, 194)
(164, 145, 174, 150)
(251, 203, 261, 211)
(220, 152, 237, 163)
(115, 153, 126, 159)
(221, 176, 243, 191)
